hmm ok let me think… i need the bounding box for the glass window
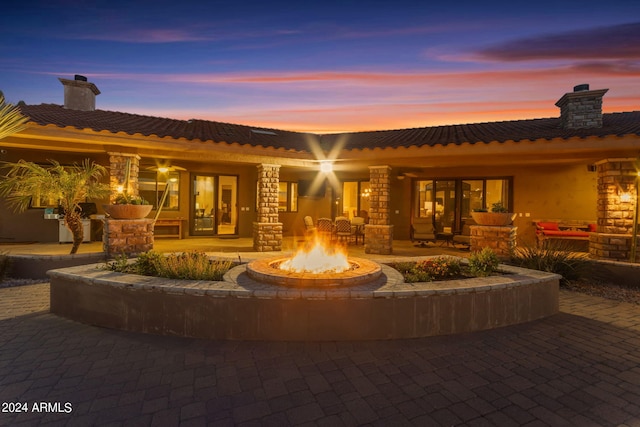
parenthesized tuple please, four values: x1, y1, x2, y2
(414, 177, 512, 232)
(139, 171, 180, 210)
(31, 190, 58, 208)
(277, 182, 298, 212)
(341, 181, 370, 220)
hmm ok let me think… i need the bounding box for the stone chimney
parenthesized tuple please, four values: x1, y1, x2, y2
(555, 84, 608, 130)
(58, 75, 100, 111)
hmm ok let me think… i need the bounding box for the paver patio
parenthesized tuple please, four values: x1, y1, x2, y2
(2, 280, 640, 426)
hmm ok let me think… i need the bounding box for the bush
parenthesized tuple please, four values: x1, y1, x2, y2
(390, 256, 462, 283)
(509, 240, 590, 283)
(106, 250, 234, 281)
(468, 247, 500, 277)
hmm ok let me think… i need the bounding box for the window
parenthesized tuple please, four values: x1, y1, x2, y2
(30, 190, 58, 208)
(139, 171, 180, 210)
(278, 182, 298, 212)
(341, 181, 370, 219)
(414, 177, 512, 232)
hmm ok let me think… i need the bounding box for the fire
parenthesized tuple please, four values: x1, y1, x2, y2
(279, 237, 350, 274)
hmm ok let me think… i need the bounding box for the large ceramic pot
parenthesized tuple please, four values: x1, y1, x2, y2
(471, 212, 517, 226)
(103, 204, 152, 219)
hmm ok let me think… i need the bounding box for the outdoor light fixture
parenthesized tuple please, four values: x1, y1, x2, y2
(621, 192, 632, 203)
(320, 161, 333, 173)
(157, 166, 169, 173)
(116, 185, 124, 193)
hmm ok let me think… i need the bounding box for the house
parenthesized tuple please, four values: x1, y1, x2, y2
(1, 76, 639, 260)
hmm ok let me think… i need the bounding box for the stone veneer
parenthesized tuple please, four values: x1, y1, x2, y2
(108, 153, 141, 202)
(49, 259, 560, 341)
(365, 165, 393, 254)
(589, 158, 639, 262)
(103, 218, 154, 258)
(470, 225, 517, 259)
(555, 87, 608, 130)
(253, 164, 283, 252)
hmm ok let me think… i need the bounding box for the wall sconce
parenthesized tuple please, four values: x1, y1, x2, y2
(620, 192, 632, 203)
(116, 185, 124, 194)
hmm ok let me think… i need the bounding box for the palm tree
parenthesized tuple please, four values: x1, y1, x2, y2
(0, 92, 29, 140)
(0, 159, 110, 254)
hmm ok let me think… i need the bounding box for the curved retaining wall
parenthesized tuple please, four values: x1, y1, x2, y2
(48, 260, 560, 341)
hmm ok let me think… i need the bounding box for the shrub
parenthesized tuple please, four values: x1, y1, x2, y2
(154, 251, 233, 281)
(106, 250, 234, 281)
(468, 247, 500, 277)
(391, 257, 462, 283)
(509, 240, 590, 283)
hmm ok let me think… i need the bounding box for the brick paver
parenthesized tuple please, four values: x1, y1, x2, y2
(1, 284, 640, 426)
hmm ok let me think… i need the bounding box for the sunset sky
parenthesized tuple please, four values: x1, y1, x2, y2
(1, 0, 639, 133)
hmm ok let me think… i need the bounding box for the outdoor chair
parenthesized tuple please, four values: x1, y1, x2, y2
(452, 218, 475, 248)
(351, 216, 366, 244)
(303, 215, 316, 237)
(410, 217, 437, 246)
(316, 217, 333, 240)
(334, 216, 352, 244)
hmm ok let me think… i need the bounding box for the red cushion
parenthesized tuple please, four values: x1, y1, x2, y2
(541, 230, 589, 237)
(588, 223, 597, 232)
(537, 221, 559, 231)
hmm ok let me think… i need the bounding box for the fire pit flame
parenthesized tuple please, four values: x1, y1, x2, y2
(278, 237, 350, 274)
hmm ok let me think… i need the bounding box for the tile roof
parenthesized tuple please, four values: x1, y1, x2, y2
(19, 104, 640, 153)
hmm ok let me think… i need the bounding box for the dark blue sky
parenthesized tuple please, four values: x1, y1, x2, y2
(1, 0, 639, 132)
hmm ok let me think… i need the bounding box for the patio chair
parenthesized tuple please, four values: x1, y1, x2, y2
(316, 217, 333, 240)
(410, 217, 437, 247)
(303, 215, 316, 237)
(351, 216, 366, 244)
(453, 218, 475, 248)
(334, 216, 352, 244)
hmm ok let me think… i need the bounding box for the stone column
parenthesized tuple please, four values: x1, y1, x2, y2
(470, 225, 517, 260)
(103, 218, 154, 258)
(365, 165, 393, 254)
(253, 164, 283, 252)
(589, 158, 639, 262)
(108, 153, 141, 201)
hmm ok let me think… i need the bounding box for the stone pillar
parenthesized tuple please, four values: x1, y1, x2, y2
(108, 153, 141, 201)
(253, 164, 282, 252)
(589, 159, 639, 261)
(103, 219, 154, 258)
(470, 225, 517, 260)
(365, 165, 393, 254)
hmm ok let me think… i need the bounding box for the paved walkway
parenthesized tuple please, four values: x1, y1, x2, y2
(1, 283, 640, 426)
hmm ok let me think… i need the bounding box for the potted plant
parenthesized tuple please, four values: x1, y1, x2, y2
(471, 202, 517, 226)
(102, 157, 152, 219)
(102, 193, 152, 219)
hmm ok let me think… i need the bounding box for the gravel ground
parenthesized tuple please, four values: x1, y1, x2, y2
(562, 279, 640, 305)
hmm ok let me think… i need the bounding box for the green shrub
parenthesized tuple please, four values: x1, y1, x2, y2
(106, 250, 234, 281)
(390, 257, 463, 283)
(509, 240, 590, 283)
(468, 247, 500, 277)
(154, 251, 233, 281)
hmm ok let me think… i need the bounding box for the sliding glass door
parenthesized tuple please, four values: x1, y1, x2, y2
(414, 178, 512, 233)
(191, 174, 238, 236)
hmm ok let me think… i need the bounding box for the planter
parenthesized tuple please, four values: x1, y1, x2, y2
(471, 212, 517, 226)
(103, 204, 152, 219)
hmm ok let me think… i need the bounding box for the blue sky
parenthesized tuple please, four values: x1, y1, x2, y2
(1, 0, 639, 133)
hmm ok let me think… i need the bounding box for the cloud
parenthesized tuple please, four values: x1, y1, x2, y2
(477, 22, 640, 61)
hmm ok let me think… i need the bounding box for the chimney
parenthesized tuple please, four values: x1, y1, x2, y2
(555, 84, 608, 130)
(58, 75, 101, 111)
